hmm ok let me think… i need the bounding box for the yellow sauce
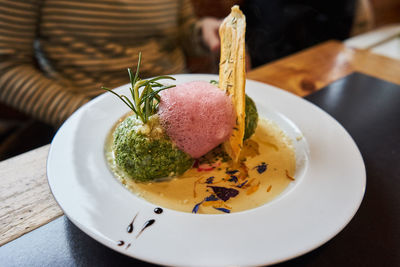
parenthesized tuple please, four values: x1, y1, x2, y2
(105, 118, 296, 214)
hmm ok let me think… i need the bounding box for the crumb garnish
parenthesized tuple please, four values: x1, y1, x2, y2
(193, 177, 203, 198)
(246, 181, 261, 195)
(285, 170, 295, 181)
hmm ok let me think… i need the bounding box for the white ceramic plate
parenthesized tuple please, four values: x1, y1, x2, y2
(47, 74, 366, 266)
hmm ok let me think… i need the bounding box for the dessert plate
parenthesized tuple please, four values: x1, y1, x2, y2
(47, 74, 365, 266)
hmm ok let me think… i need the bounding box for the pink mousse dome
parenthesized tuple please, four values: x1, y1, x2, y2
(157, 81, 235, 158)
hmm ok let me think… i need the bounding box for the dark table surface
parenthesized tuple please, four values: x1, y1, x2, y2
(1, 72, 399, 266)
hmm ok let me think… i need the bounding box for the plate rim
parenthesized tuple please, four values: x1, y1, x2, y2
(47, 74, 366, 266)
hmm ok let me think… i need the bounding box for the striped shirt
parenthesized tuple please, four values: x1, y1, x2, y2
(0, 0, 202, 126)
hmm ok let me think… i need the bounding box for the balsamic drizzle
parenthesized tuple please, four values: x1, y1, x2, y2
(154, 207, 163, 214)
(127, 223, 133, 234)
(136, 219, 156, 238)
(118, 208, 161, 249)
(127, 212, 139, 233)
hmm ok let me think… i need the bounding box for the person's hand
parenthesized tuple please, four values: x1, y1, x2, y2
(198, 17, 222, 53)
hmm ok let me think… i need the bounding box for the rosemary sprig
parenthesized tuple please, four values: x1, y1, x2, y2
(210, 80, 219, 86)
(102, 52, 176, 124)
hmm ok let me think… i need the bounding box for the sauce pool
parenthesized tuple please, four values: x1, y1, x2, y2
(105, 118, 296, 214)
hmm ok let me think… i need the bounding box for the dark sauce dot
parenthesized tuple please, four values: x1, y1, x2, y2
(143, 219, 155, 229)
(137, 219, 156, 238)
(154, 207, 163, 214)
(127, 222, 134, 233)
(117, 240, 125, 246)
(127, 213, 139, 233)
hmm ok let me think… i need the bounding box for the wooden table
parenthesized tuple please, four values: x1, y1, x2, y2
(1, 40, 400, 247)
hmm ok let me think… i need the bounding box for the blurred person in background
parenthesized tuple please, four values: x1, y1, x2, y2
(191, 0, 360, 68)
(243, 0, 357, 67)
(0, 0, 221, 128)
(0, 0, 372, 159)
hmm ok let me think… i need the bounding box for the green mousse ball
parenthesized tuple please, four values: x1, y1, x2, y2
(113, 115, 193, 182)
(244, 94, 259, 140)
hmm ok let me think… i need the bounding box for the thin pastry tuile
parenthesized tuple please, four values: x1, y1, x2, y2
(218, 5, 246, 162)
